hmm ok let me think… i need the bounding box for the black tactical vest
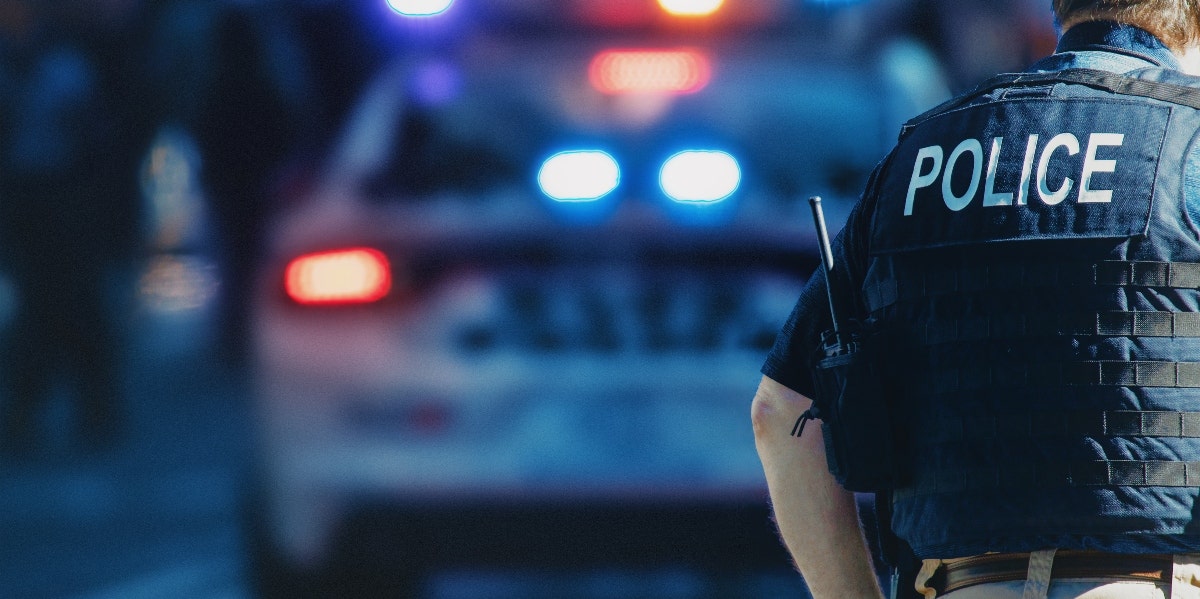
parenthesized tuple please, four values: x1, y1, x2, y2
(862, 67, 1200, 558)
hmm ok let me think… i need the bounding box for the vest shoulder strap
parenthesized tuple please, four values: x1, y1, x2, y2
(901, 68, 1200, 139)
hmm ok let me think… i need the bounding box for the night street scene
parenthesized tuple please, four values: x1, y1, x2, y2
(0, 0, 1056, 597)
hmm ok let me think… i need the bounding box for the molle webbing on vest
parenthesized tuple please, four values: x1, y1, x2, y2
(912, 311, 1200, 345)
(877, 59, 1200, 556)
(924, 361, 1200, 393)
(895, 460, 1200, 498)
(864, 261, 1200, 313)
(901, 68, 1200, 138)
(925, 411, 1200, 444)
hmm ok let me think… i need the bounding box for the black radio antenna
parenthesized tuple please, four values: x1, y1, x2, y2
(808, 195, 845, 338)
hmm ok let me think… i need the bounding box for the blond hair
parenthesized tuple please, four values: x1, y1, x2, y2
(1053, 0, 1200, 50)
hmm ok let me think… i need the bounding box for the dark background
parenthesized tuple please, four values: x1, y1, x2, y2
(0, 0, 1057, 597)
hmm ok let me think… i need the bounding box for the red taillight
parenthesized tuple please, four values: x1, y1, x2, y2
(284, 247, 392, 305)
(588, 49, 711, 95)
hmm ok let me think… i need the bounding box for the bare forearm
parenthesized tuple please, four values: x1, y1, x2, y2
(751, 376, 883, 599)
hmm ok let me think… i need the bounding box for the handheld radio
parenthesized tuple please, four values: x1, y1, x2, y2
(793, 196, 901, 493)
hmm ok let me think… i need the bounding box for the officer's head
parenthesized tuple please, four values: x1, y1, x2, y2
(1052, 0, 1200, 53)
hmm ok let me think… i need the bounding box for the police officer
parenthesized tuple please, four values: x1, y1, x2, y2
(752, 1, 1200, 597)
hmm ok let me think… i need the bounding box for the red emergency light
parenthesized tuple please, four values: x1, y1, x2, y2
(588, 49, 712, 95)
(658, 0, 724, 17)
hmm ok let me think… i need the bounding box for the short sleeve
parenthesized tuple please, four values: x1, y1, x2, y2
(759, 154, 891, 398)
(759, 272, 831, 398)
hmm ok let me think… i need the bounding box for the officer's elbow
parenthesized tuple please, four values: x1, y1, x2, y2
(751, 376, 808, 439)
(750, 391, 776, 439)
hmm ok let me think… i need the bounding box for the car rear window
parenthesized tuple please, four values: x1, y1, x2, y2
(357, 37, 892, 207)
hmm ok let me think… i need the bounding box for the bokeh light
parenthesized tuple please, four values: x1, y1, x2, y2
(385, 0, 454, 17)
(538, 150, 621, 202)
(659, 150, 741, 203)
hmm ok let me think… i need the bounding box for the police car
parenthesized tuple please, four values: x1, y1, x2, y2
(243, 6, 927, 596)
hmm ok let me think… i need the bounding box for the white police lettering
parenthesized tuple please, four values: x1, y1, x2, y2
(942, 139, 983, 211)
(1080, 133, 1124, 203)
(1037, 133, 1079, 205)
(904, 146, 943, 216)
(1016, 135, 1039, 206)
(903, 131, 1124, 215)
(982, 137, 1011, 207)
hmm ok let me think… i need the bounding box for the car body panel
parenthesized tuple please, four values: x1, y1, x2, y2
(249, 26, 903, 576)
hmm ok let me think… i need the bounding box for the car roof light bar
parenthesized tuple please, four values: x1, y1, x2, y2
(589, 49, 711, 95)
(386, 0, 454, 17)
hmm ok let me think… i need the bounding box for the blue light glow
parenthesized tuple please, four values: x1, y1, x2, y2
(411, 60, 461, 105)
(538, 151, 621, 202)
(659, 150, 741, 203)
(386, 0, 454, 17)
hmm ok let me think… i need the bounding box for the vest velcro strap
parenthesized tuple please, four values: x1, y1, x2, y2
(864, 261, 1200, 313)
(927, 411, 1200, 444)
(895, 460, 1200, 498)
(929, 361, 1200, 393)
(918, 311, 1200, 345)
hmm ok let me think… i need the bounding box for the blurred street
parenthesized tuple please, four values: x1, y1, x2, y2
(0, 1, 1063, 597)
(0, 301, 811, 599)
(0, 300, 253, 599)
(0, 310, 816, 599)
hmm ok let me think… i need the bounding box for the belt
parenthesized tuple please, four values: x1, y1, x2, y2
(928, 551, 1173, 595)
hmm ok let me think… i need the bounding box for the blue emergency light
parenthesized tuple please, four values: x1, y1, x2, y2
(538, 150, 621, 202)
(659, 150, 741, 203)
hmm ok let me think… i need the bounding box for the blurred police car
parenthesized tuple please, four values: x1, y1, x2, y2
(245, 4, 922, 596)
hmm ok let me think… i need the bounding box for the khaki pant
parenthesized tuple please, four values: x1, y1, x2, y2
(915, 551, 1200, 599)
